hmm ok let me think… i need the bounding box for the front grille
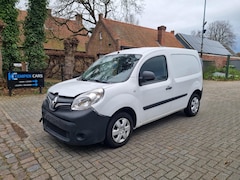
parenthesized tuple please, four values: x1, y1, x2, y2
(47, 93, 73, 111)
(46, 120, 67, 138)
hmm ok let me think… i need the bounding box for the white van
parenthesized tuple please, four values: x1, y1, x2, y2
(41, 47, 203, 148)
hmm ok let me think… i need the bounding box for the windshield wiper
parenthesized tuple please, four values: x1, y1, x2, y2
(80, 77, 108, 83)
(92, 79, 109, 83)
(80, 77, 88, 81)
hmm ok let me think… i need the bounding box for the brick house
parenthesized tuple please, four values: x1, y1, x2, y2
(87, 14, 183, 59)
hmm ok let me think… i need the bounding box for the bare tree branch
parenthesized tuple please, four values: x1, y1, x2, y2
(45, 14, 89, 42)
(206, 20, 236, 48)
(51, 0, 144, 28)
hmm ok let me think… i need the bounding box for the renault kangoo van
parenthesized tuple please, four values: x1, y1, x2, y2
(41, 47, 203, 148)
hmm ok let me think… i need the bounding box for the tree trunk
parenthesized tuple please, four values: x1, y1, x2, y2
(0, 23, 3, 76)
(63, 37, 79, 80)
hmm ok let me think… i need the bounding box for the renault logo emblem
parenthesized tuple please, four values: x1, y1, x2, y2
(50, 96, 58, 110)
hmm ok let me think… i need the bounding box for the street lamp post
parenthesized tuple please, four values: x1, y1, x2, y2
(200, 0, 207, 58)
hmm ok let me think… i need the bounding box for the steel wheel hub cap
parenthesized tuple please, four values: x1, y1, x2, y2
(191, 97, 199, 114)
(112, 118, 130, 143)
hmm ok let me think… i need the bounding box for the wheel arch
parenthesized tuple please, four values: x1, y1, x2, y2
(184, 89, 202, 117)
(192, 89, 203, 99)
(112, 107, 137, 128)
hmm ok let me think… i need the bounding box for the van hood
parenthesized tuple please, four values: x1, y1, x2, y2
(48, 78, 111, 97)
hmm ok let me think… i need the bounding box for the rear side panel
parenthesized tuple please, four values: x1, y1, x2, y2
(169, 53, 203, 110)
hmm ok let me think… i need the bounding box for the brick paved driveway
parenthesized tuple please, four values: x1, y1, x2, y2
(0, 81, 240, 180)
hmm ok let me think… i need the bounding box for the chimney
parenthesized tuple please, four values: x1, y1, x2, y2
(116, 39, 121, 51)
(158, 25, 166, 45)
(75, 14, 83, 26)
(99, 13, 103, 21)
(171, 30, 175, 35)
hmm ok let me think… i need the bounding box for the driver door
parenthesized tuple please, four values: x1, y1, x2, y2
(138, 55, 173, 125)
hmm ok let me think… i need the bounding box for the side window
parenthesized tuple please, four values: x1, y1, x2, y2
(139, 55, 168, 85)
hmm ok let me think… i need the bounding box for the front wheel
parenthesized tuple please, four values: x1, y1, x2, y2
(184, 93, 200, 117)
(105, 112, 133, 148)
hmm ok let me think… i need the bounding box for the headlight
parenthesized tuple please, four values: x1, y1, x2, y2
(71, 88, 104, 110)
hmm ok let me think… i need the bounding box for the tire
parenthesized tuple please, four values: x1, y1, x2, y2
(105, 112, 133, 148)
(184, 93, 200, 117)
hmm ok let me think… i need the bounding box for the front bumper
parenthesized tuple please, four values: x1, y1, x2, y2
(41, 99, 110, 145)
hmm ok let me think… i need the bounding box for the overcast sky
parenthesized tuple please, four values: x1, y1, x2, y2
(17, 0, 240, 52)
(139, 0, 240, 52)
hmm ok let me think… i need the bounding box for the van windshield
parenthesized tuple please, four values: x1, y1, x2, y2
(81, 54, 142, 83)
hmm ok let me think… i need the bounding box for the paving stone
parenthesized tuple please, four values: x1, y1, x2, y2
(178, 170, 191, 180)
(3, 174, 15, 180)
(164, 170, 179, 179)
(5, 153, 15, 159)
(228, 173, 240, 180)
(214, 172, 231, 180)
(26, 164, 40, 172)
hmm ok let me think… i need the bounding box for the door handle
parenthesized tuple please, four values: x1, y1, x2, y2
(166, 86, 172, 90)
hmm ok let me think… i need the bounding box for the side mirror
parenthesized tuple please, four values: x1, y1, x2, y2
(139, 71, 156, 85)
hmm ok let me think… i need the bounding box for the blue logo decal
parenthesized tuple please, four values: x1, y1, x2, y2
(8, 72, 32, 80)
(32, 79, 38, 87)
(8, 72, 17, 81)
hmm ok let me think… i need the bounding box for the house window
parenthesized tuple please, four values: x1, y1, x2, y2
(97, 54, 105, 58)
(99, 32, 102, 40)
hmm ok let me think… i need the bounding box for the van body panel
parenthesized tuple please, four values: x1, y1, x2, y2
(136, 78, 173, 126)
(171, 73, 202, 110)
(92, 79, 141, 117)
(49, 78, 112, 97)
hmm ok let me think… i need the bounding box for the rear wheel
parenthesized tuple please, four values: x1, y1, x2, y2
(105, 112, 133, 148)
(184, 93, 200, 117)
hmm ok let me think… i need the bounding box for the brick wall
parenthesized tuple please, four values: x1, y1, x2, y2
(45, 51, 94, 79)
(202, 54, 239, 68)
